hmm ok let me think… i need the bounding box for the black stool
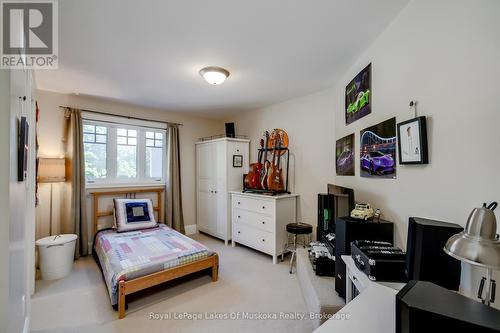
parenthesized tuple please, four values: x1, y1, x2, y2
(283, 222, 313, 273)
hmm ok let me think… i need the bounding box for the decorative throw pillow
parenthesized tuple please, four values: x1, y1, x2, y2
(113, 198, 158, 232)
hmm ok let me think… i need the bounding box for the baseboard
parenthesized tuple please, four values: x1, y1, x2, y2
(185, 224, 197, 235)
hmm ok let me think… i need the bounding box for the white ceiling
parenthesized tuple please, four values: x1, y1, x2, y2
(36, 0, 410, 119)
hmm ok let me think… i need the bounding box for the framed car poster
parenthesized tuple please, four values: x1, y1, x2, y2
(397, 116, 428, 164)
(360, 117, 397, 179)
(345, 63, 371, 125)
(336, 133, 355, 176)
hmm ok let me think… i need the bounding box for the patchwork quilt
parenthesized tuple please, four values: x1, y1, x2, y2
(93, 224, 211, 306)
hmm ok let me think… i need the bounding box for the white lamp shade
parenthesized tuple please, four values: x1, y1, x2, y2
(38, 158, 66, 183)
(199, 66, 230, 85)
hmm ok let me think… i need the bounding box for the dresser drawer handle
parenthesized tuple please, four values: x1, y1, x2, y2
(238, 231, 241, 234)
(238, 202, 241, 205)
(262, 221, 265, 224)
(262, 206, 265, 209)
(262, 239, 265, 242)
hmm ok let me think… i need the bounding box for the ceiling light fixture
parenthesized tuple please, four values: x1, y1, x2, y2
(199, 66, 230, 85)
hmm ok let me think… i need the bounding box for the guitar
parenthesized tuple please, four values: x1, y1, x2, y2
(268, 128, 289, 156)
(260, 131, 271, 189)
(244, 140, 262, 189)
(267, 131, 284, 192)
(249, 139, 264, 189)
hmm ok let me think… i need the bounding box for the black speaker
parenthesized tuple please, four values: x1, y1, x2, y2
(405, 217, 463, 291)
(225, 122, 235, 138)
(396, 280, 500, 333)
(335, 217, 394, 299)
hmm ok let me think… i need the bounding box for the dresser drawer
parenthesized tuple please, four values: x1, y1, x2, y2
(233, 222, 273, 255)
(233, 195, 274, 215)
(233, 208, 274, 233)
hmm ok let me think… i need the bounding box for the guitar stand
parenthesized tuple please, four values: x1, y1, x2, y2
(243, 147, 290, 195)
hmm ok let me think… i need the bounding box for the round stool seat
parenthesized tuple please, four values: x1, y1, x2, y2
(286, 222, 313, 235)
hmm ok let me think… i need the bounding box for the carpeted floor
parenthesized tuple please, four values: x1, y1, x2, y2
(31, 233, 314, 333)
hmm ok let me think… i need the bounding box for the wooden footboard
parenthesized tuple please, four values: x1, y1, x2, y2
(118, 253, 218, 319)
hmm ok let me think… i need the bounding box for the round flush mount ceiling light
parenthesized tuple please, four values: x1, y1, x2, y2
(199, 66, 230, 85)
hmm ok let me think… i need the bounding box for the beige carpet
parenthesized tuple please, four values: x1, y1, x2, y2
(31, 233, 313, 333)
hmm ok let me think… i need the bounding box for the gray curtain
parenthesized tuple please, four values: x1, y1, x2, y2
(165, 125, 185, 233)
(64, 108, 88, 258)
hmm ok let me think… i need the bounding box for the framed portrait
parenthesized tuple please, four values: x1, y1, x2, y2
(397, 116, 428, 165)
(233, 154, 243, 168)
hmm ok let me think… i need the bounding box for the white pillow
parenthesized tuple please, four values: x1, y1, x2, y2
(113, 198, 158, 232)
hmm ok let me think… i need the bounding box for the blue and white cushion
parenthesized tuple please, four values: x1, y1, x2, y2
(113, 198, 158, 232)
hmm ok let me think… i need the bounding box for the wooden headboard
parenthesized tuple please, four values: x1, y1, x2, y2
(90, 187, 165, 235)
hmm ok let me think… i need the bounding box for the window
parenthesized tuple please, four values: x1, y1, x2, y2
(116, 128, 137, 179)
(145, 131, 163, 179)
(83, 124, 107, 180)
(82, 120, 166, 186)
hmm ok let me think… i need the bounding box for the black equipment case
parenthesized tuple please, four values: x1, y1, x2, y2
(351, 240, 407, 282)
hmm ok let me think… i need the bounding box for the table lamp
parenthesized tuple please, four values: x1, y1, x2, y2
(38, 158, 66, 235)
(444, 202, 500, 306)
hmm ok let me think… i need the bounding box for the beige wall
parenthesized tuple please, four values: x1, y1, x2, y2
(228, 0, 500, 306)
(0, 67, 10, 333)
(36, 90, 224, 241)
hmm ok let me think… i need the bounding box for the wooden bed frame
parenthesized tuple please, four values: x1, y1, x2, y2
(90, 188, 219, 319)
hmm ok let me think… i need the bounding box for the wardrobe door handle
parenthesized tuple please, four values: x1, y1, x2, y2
(238, 216, 241, 219)
(262, 206, 265, 209)
(262, 221, 265, 225)
(238, 231, 241, 234)
(238, 202, 241, 205)
(262, 239, 265, 242)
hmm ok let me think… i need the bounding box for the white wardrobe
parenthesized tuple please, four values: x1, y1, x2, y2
(196, 138, 250, 245)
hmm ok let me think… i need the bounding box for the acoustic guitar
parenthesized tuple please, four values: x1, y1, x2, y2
(268, 128, 289, 156)
(244, 139, 263, 189)
(267, 131, 284, 192)
(260, 131, 271, 189)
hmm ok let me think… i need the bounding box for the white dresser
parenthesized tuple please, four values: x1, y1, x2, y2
(230, 191, 298, 264)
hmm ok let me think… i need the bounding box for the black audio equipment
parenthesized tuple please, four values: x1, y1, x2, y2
(225, 122, 235, 138)
(351, 240, 407, 282)
(397, 280, 500, 333)
(317, 194, 335, 242)
(335, 217, 394, 299)
(405, 217, 463, 291)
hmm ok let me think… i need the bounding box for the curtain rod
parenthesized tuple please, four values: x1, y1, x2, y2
(58, 105, 183, 127)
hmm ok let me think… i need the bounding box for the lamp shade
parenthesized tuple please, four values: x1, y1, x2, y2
(444, 204, 500, 270)
(38, 158, 66, 183)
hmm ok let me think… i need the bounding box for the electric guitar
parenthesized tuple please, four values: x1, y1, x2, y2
(249, 139, 264, 189)
(260, 131, 271, 189)
(267, 132, 284, 191)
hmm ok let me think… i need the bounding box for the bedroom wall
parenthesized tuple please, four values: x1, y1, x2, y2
(36, 90, 224, 244)
(0, 68, 37, 333)
(227, 0, 500, 306)
(0, 68, 11, 333)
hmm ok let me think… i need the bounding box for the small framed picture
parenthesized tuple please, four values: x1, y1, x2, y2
(397, 116, 428, 165)
(233, 155, 243, 168)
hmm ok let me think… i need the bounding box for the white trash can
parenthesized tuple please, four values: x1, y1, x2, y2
(36, 234, 78, 280)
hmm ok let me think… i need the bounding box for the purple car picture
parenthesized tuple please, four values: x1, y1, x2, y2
(337, 150, 354, 173)
(360, 151, 394, 175)
(360, 118, 397, 179)
(336, 134, 355, 176)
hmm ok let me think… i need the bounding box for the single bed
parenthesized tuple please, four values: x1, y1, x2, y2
(91, 189, 218, 319)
